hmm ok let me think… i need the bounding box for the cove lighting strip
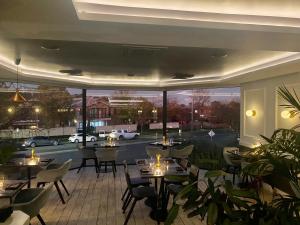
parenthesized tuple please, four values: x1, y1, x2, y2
(0, 52, 300, 87)
(72, 0, 300, 28)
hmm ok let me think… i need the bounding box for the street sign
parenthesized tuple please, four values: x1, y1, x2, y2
(208, 130, 215, 141)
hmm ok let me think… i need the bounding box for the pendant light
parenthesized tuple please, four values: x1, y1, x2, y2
(12, 58, 26, 103)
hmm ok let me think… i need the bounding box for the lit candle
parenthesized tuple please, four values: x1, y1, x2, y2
(0, 174, 5, 190)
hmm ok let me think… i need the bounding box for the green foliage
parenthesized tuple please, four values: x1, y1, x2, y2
(189, 139, 226, 170)
(278, 85, 300, 120)
(0, 143, 17, 164)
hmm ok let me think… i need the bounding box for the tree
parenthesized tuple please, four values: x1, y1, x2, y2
(36, 85, 75, 128)
(210, 100, 240, 131)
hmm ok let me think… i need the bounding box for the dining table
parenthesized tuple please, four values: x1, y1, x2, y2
(0, 180, 28, 204)
(6, 158, 54, 188)
(135, 158, 188, 221)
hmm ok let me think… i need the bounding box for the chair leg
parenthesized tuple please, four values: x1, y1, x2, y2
(123, 199, 137, 225)
(77, 159, 85, 173)
(165, 191, 171, 208)
(112, 162, 116, 178)
(54, 181, 65, 204)
(121, 187, 129, 201)
(37, 214, 46, 225)
(105, 162, 107, 172)
(122, 191, 131, 210)
(114, 161, 117, 172)
(59, 180, 70, 196)
(123, 195, 132, 213)
(232, 172, 236, 184)
(94, 158, 99, 173)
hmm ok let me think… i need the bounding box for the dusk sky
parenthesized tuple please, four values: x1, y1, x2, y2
(72, 87, 241, 105)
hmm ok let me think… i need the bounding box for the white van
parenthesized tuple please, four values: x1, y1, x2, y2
(99, 130, 110, 139)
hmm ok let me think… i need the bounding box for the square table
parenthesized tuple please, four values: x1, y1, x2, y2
(0, 180, 28, 204)
(135, 158, 188, 222)
(6, 158, 54, 188)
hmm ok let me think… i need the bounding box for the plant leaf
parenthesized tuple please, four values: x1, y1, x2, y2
(207, 202, 218, 225)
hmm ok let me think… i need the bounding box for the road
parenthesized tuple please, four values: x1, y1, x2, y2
(19, 132, 238, 169)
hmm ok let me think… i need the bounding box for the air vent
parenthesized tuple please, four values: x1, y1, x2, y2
(172, 73, 194, 79)
(122, 45, 167, 57)
(59, 69, 82, 76)
(41, 45, 60, 51)
(211, 50, 228, 58)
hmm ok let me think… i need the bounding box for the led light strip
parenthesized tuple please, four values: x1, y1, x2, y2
(73, 0, 300, 28)
(0, 52, 300, 87)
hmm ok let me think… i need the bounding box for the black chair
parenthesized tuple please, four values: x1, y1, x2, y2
(223, 147, 241, 184)
(121, 161, 151, 203)
(162, 159, 190, 188)
(165, 164, 199, 207)
(77, 146, 99, 175)
(122, 163, 158, 225)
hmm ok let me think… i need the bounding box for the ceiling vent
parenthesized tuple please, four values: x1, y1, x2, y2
(172, 73, 194, 79)
(59, 69, 82, 76)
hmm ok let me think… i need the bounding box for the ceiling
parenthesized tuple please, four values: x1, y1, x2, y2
(0, 0, 300, 90)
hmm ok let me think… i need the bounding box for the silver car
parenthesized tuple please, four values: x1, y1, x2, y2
(23, 136, 59, 147)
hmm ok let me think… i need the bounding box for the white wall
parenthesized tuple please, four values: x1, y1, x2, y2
(240, 73, 300, 148)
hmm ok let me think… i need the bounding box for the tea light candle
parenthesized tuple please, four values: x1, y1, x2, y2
(154, 168, 162, 176)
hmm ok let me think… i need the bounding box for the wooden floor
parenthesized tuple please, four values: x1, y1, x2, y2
(29, 166, 204, 225)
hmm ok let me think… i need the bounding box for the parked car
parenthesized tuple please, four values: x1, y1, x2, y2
(22, 136, 59, 148)
(109, 129, 140, 140)
(68, 133, 97, 143)
(99, 130, 110, 139)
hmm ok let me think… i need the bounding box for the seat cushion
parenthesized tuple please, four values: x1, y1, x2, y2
(164, 178, 185, 185)
(130, 177, 150, 186)
(167, 184, 183, 195)
(47, 163, 62, 169)
(132, 186, 156, 199)
(14, 188, 43, 204)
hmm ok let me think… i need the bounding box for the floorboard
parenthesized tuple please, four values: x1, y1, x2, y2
(28, 166, 203, 225)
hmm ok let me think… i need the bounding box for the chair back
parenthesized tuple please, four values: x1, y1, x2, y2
(95, 148, 117, 162)
(61, 159, 72, 177)
(178, 159, 189, 170)
(223, 147, 240, 166)
(13, 183, 53, 218)
(36, 159, 72, 182)
(78, 146, 97, 159)
(122, 160, 132, 190)
(146, 146, 169, 158)
(189, 164, 199, 180)
(170, 145, 194, 159)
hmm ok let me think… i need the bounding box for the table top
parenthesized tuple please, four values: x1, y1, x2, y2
(0, 180, 28, 199)
(0, 210, 30, 225)
(7, 158, 54, 167)
(149, 141, 182, 147)
(136, 158, 188, 178)
(98, 143, 120, 148)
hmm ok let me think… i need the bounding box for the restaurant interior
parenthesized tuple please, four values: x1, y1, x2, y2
(0, 1, 300, 225)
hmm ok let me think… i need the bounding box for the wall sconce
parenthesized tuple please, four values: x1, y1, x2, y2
(281, 110, 292, 119)
(246, 110, 256, 117)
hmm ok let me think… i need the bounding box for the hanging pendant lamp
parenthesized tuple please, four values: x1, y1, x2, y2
(12, 58, 26, 103)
